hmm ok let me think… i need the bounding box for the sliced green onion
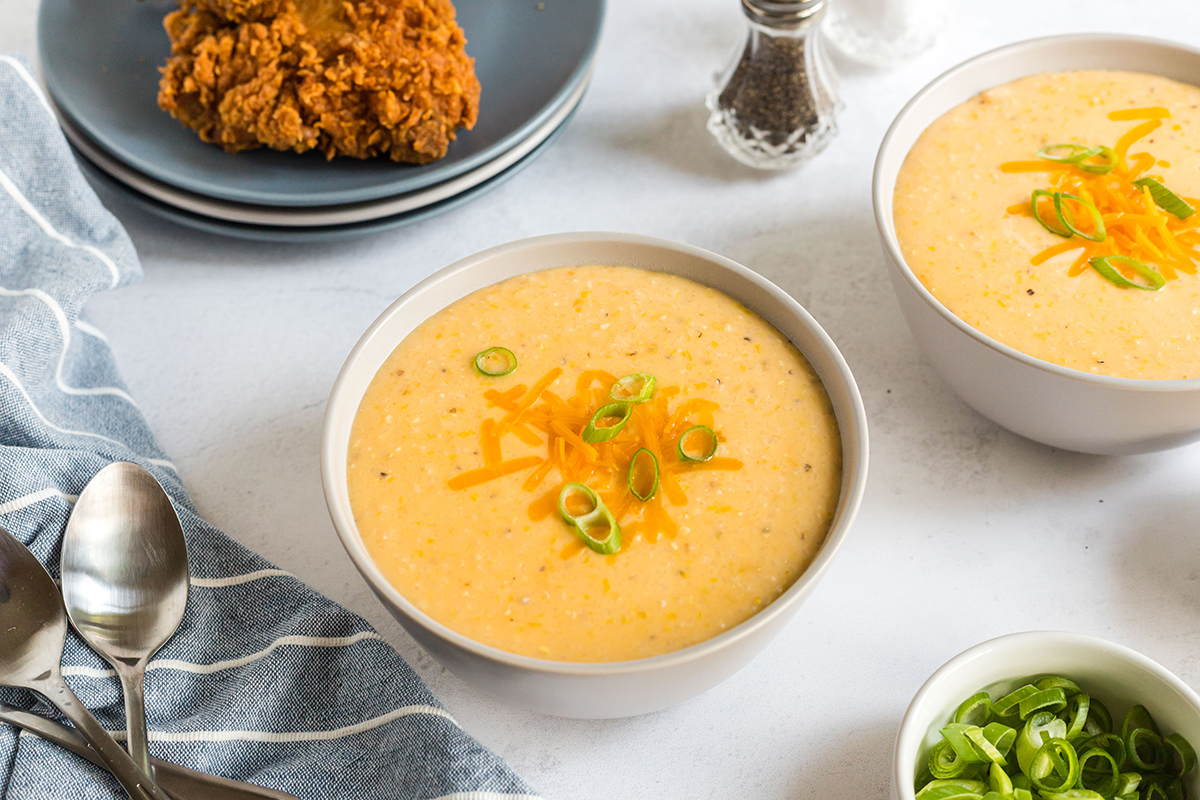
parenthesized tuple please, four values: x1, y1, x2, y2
(1144, 781, 1171, 800)
(1132, 177, 1195, 219)
(993, 685, 1039, 719)
(1032, 190, 1073, 237)
(1035, 676, 1082, 696)
(1079, 732, 1125, 767)
(1016, 712, 1068, 775)
(1040, 791, 1105, 800)
(941, 724, 989, 765)
(677, 425, 718, 462)
(964, 726, 1007, 766)
(1029, 738, 1080, 793)
(1166, 732, 1197, 776)
(557, 483, 621, 555)
(1083, 698, 1113, 736)
(1077, 747, 1120, 797)
(1013, 790, 1033, 800)
(1116, 772, 1142, 796)
(982, 723, 1016, 759)
(1089, 256, 1165, 291)
(1054, 193, 1107, 242)
(610, 373, 656, 403)
(628, 448, 659, 502)
(1127, 727, 1167, 771)
(955, 692, 994, 727)
(930, 739, 973, 779)
(1037, 143, 1102, 163)
(1122, 704, 1161, 739)
(582, 402, 633, 443)
(473, 347, 518, 377)
(1065, 693, 1091, 740)
(1019, 687, 1068, 719)
(1079, 146, 1118, 174)
(915, 780, 988, 800)
(988, 763, 1012, 797)
(980, 793, 1003, 800)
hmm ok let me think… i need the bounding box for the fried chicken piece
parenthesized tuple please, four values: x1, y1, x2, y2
(157, 0, 480, 163)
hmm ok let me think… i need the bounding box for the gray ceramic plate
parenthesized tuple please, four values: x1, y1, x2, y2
(39, 0, 603, 207)
(75, 103, 575, 242)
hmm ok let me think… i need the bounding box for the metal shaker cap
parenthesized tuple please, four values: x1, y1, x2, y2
(741, 0, 825, 28)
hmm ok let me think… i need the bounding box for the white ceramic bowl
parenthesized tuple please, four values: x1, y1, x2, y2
(321, 232, 869, 718)
(893, 631, 1200, 800)
(873, 35, 1200, 455)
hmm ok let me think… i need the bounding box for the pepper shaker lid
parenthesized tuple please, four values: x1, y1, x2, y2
(740, 0, 826, 28)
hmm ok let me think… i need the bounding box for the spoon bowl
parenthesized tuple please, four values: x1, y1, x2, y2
(62, 462, 189, 776)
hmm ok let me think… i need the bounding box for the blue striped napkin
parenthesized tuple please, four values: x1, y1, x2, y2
(0, 54, 541, 800)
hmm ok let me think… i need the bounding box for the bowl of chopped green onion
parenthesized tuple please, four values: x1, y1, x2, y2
(894, 631, 1200, 800)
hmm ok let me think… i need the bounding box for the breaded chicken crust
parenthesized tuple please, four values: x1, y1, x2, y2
(157, 0, 480, 163)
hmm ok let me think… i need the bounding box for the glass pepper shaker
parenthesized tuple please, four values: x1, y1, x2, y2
(705, 0, 841, 170)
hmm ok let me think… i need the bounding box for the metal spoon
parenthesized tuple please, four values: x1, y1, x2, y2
(61, 462, 190, 779)
(0, 526, 170, 800)
(0, 702, 302, 800)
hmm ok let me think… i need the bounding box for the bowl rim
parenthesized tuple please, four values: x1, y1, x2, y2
(320, 231, 870, 677)
(892, 630, 1200, 800)
(872, 33, 1200, 393)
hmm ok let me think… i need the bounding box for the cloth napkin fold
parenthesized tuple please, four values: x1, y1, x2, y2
(0, 54, 541, 800)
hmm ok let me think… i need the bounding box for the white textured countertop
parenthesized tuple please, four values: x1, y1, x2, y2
(4, 1, 1200, 798)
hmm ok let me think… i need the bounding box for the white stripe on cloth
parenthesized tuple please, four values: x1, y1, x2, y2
(102, 705, 459, 742)
(74, 319, 109, 342)
(0, 167, 121, 288)
(0, 488, 76, 514)
(0, 56, 52, 116)
(191, 569, 292, 588)
(0, 286, 137, 406)
(61, 632, 386, 678)
(0, 361, 174, 470)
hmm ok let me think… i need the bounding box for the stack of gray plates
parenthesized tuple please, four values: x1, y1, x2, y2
(37, 0, 604, 242)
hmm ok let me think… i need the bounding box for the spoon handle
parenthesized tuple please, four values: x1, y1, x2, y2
(41, 673, 172, 800)
(118, 666, 153, 777)
(0, 704, 302, 800)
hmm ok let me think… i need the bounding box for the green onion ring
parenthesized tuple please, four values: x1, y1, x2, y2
(1032, 190, 1073, 237)
(627, 448, 660, 502)
(1089, 256, 1165, 291)
(1166, 732, 1197, 776)
(1029, 738, 1080, 793)
(1040, 791, 1105, 800)
(1013, 790, 1033, 800)
(1132, 177, 1196, 219)
(1127, 727, 1167, 771)
(941, 724, 989, 765)
(1079, 732, 1125, 767)
(1122, 705, 1161, 739)
(988, 763, 1012, 797)
(954, 692, 994, 727)
(915, 779, 988, 800)
(1079, 146, 1118, 174)
(1019, 687, 1068, 719)
(557, 483, 622, 555)
(473, 347, 518, 377)
(1016, 712, 1068, 774)
(1037, 143, 1102, 163)
(677, 425, 718, 462)
(1115, 772, 1142, 796)
(1144, 781, 1170, 800)
(965, 727, 1007, 766)
(993, 685, 1039, 719)
(582, 402, 633, 443)
(929, 740, 972, 779)
(1053, 193, 1107, 242)
(1065, 693, 1090, 740)
(982, 723, 1016, 759)
(1077, 747, 1120, 797)
(1083, 698, 1113, 736)
(1035, 676, 1082, 696)
(610, 373, 657, 403)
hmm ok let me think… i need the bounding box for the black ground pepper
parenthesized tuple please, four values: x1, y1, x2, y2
(717, 33, 820, 147)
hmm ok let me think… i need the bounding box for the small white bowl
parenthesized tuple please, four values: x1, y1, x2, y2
(893, 631, 1200, 800)
(320, 232, 869, 718)
(873, 35, 1200, 455)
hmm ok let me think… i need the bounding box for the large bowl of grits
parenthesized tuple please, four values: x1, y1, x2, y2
(321, 232, 869, 718)
(874, 35, 1200, 455)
